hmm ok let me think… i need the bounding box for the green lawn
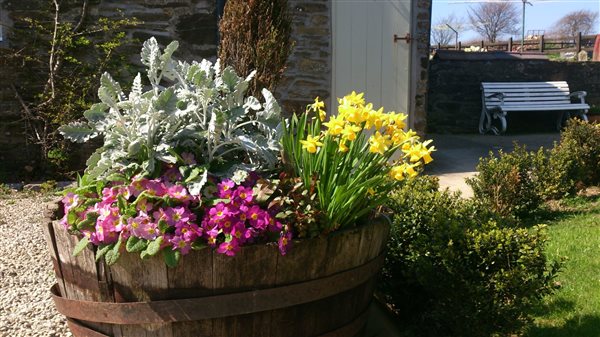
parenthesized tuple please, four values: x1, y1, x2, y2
(525, 194, 600, 337)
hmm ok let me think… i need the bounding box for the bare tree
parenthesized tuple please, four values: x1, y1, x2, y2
(431, 14, 465, 46)
(468, 1, 519, 43)
(553, 10, 599, 37)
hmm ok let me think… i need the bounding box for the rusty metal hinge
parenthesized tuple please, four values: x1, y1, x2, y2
(393, 33, 412, 44)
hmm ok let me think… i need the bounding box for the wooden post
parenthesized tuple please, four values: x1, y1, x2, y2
(508, 37, 513, 52)
(576, 32, 582, 53)
(458, 41, 461, 50)
(539, 35, 545, 53)
(438, 42, 441, 50)
(481, 40, 484, 48)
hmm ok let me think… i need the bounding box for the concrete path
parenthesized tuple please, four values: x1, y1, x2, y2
(425, 133, 561, 197)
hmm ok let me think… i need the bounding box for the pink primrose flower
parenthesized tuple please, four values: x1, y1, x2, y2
(164, 206, 195, 226)
(205, 227, 220, 247)
(278, 231, 293, 256)
(216, 240, 240, 256)
(167, 184, 191, 201)
(94, 220, 120, 244)
(127, 178, 148, 198)
(127, 212, 159, 240)
(217, 216, 235, 234)
(246, 206, 268, 230)
(163, 167, 183, 182)
(62, 192, 80, 214)
(169, 235, 192, 255)
(208, 203, 232, 221)
(136, 198, 154, 213)
(144, 179, 167, 197)
(269, 217, 283, 232)
(231, 222, 248, 243)
(232, 186, 253, 204)
(181, 152, 197, 165)
(217, 179, 236, 199)
(175, 222, 201, 242)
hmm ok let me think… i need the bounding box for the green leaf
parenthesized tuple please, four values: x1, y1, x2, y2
(76, 218, 95, 230)
(95, 244, 114, 262)
(67, 210, 79, 226)
(191, 241, 207, 250)
(58, 122, 98, 143)
(143, 236, 163, 258)
(105, 236, 123, 265)
(162, 249, 181, 268)
(72, 237, 90, 256)
(158, 219, 170, 233)
(126, 236, 148, 253)
(83, 103, 108, 123)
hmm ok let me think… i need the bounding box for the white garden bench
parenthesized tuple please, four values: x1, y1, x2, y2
(479, 81, 589, 134)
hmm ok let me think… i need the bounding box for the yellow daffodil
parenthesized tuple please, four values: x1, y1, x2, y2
(310, 97, 326, 121)
(366, 107, 386, 130)
(389, 165, 405, 181)
(300, 135, 323, 153)
(344, 91, 365, 106)
(338, 139, 349, 153)
(323, 115, 345, 136)
(388, 112, 408, 129)
(402, 142, 423, 162)
(341, 124, 362, 141)
(369, 131, 391, 155)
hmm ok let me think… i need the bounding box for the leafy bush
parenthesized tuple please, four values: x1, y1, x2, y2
(380, 177, 561, 337)
(534, 145, 577, 200)
(554, 120, 600, 187)
(218, 0, 294, 97)
(466, 145, 543, 219)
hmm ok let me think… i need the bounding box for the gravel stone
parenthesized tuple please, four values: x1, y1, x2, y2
(0, 193, 71, 337)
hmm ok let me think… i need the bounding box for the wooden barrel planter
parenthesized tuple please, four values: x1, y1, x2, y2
(42, 201, 390, 337)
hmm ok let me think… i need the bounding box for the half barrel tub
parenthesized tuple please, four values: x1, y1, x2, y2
(42, 201, 390, 337)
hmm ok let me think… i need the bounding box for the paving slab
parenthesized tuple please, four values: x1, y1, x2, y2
(425, 133, 561, 197)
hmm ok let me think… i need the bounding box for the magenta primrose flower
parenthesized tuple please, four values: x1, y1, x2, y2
(216, 240, 240, 256)
(217, 179, 235, 198)
(232, 186, 253, 204)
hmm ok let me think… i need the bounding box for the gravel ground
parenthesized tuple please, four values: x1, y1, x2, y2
(0, 193, 70, 337)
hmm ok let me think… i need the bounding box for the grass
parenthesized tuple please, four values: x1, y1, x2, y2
(525, 193, 600, 337)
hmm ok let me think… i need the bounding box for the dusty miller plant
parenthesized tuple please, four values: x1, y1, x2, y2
(60, 37, 282, 194)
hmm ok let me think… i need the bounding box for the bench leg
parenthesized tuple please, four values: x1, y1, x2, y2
(479, 108, 490, 134)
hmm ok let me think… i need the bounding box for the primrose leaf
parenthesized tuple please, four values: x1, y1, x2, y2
(162, 249, 181, 268)
(72, 237, 90, 256)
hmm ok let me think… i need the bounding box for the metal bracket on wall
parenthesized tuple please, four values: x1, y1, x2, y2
(393, 33, 411, 44)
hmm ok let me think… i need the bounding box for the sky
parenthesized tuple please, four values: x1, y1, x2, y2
(432, 0, 600, 41)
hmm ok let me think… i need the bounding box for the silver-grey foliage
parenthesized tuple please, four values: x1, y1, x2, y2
(60, 37, 282, 191)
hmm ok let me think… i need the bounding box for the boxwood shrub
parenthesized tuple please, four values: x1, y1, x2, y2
(380, 176, 561, 337)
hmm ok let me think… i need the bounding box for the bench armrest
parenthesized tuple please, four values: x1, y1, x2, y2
(485, 92, 505, 105)
(570, 91, 587, 103)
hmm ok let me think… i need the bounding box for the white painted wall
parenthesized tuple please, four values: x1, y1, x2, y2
(332, 0, 413, 118)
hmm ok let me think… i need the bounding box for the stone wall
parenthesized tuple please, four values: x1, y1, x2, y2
(275, 0, 331, 115)
(427, 51, 600, 133)
(412, 0, 432, 133)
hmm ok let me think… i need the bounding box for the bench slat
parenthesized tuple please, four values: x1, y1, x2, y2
(487, 97, 571, 102)
(487, 104, 589, 111)
(482, 81, 568, 87)
(485, 92, 569, 97)
(484, 88, 570, 93)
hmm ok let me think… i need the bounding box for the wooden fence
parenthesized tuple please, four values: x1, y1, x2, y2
(431, 32, 597, 54)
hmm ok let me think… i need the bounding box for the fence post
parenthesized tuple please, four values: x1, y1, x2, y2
(508, 37, 513, 52)
(458, 41, 461, 50)
(438, 42, 441, 50)
(539, 35, 544, 52)
(576, 32, 582, 53)
(481, 40, 484, 49)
